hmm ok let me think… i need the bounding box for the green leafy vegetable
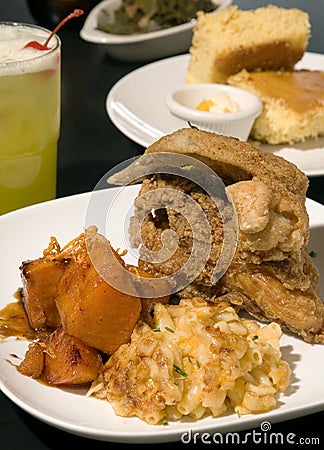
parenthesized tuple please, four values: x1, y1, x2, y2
(97, 0, 216, 35)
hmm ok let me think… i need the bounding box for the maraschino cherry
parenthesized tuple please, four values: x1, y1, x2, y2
(24, 9, 84, 50)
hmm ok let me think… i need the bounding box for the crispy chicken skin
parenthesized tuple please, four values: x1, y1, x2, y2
(118, 128, 323, 344)
(223, 252, 324, 343)
(227, 179, 306, 259)
(129, 174, 227, 286)
(142, 128, 309, 254)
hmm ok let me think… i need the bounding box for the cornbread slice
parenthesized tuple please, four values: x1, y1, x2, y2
(228, 69, 324, 144)
(186, 5, 310, 84)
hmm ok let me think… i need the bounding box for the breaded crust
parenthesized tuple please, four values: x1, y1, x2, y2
(145, 128, 309, 247)
(111, 128, 323, 343)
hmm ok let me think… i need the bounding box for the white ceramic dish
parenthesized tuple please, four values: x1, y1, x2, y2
(165, 83, 262, 140)
(80, 0, 232, 61)
(106, 51, 324, 176)
(0, 187, 324, 443)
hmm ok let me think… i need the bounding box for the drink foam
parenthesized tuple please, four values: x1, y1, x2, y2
(0, 24, 60, 76)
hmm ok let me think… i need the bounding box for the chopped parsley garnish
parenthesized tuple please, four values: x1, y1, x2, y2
(189, 357, 201, 368)
(309, 250, 317, 258)
(161, 418, 169, 426)
(252, 335, 259, 341)
(174, 365, 188, 377)
(165, 326, 175, 333)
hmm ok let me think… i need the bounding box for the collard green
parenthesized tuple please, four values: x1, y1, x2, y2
(97, 0, 216, 35)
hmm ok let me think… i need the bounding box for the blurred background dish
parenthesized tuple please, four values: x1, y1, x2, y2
(80, 0, 232, 61)
(106, 52, 324, 176)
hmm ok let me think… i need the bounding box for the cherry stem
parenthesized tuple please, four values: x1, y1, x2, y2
(44, 9, 84, 48)
(24, 9, 84, 50)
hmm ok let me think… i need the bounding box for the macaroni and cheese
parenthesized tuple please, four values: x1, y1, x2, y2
(88, 298, 291, 425)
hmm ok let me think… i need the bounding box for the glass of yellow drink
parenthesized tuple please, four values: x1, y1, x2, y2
(0, 22, 60, 215)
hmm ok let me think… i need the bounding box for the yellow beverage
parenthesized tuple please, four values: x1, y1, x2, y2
(0, 23, 60, 215)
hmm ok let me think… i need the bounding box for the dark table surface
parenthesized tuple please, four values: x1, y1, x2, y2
(1, 1, 324, 448)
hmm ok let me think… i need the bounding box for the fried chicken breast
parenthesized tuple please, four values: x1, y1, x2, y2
(110, 128, 323, 344)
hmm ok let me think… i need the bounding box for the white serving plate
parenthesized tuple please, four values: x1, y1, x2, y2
(80, 0, 232, 61)
(106, 52, 324, 176)
(0, 186, 324, 443)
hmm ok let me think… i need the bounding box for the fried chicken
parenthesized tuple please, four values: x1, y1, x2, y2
(110, 128, 324, 344)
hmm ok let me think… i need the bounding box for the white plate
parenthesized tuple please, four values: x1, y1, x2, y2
(0, 187, 324, 443)
(80, 0, 232, 62)
(107, 52, 324, 176)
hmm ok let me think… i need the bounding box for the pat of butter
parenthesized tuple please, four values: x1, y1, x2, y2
(196, 92, 240, 113)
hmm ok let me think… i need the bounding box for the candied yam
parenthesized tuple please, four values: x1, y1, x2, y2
(17, 342, 44, 378)
(19, 232, 89, 331)
(44, 327, 102, 385)
(56, 256, 142, 355)
(20, 257, 67, 329)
